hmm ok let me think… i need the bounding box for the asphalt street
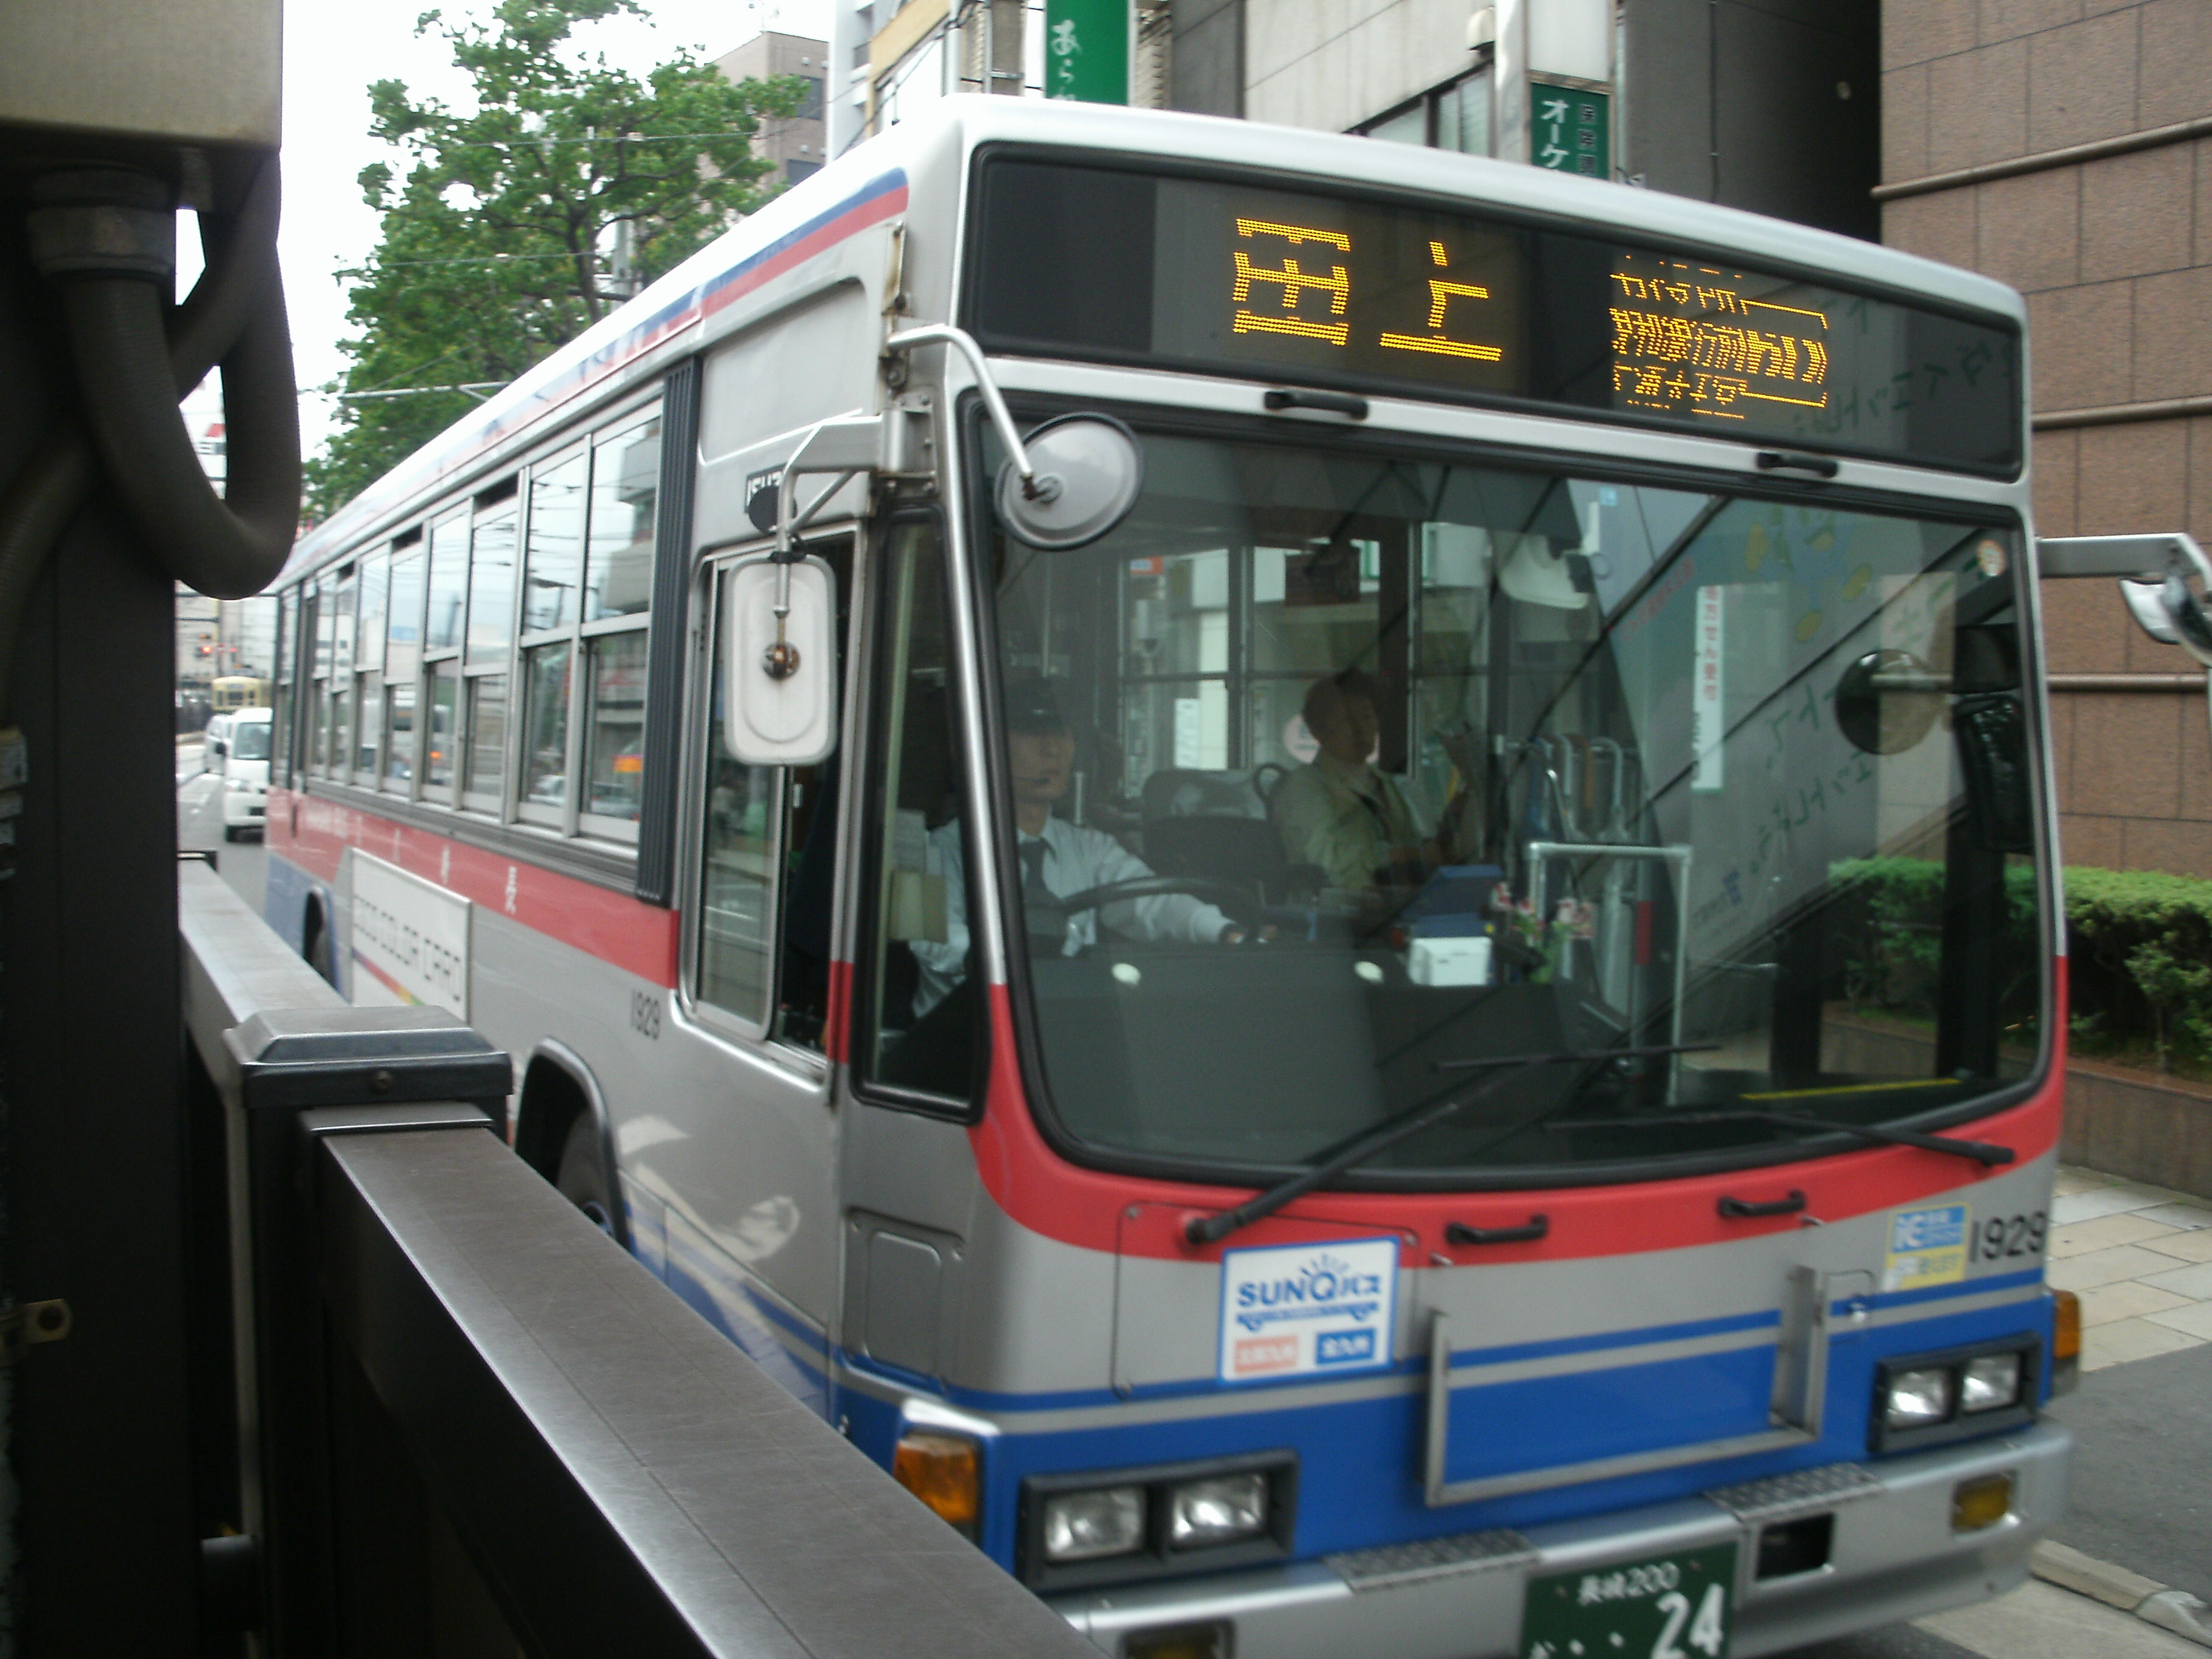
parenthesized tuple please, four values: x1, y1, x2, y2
(172, 735, 2205, 1659)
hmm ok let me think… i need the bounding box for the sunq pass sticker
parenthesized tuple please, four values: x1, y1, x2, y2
(1885, 1204, 1970, 1292)
(1218, 1237, 1398, 1384)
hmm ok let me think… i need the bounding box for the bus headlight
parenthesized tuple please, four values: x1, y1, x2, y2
(1168, 1472, 1269, 1549)
(1043, 1486, 1145, 1561)
(1883, 1366, 1952, 1430)
(1961, 1351, 2023, 1413)
(1871, 1338, 2038, 1452)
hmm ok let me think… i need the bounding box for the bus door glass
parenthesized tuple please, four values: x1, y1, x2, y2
(694, 536, 854, 1055)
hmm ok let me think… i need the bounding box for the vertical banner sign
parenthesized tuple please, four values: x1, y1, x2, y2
(1045, 0, 1130, 104)
(1692, 585, 1725, 791)
(1532, 82, 1609, 176)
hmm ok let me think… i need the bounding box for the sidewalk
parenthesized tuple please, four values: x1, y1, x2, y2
(2051, 1168, 2212, 1372)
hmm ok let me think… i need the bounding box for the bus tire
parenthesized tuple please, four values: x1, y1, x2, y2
(554, 1111, 618, 1236)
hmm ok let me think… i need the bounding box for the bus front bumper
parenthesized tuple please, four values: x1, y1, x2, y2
(1048, 1421, 2071, 1659)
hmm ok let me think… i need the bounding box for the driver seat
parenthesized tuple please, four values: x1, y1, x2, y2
(1139, 768, 1320, 904)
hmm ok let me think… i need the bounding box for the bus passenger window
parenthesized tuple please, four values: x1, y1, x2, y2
(466, 495, 517, 665)
(384, 681, 416, 789)
(520, 644, 571, 818)
(426, 511, 468, 650)
(585, 417, 657, 621)
(856, 519, 979, 1104)
(524, 450, 585, 632)
(464, 675, 508, 808)
(425, 665, 458, 797)
(584, 632, 647, 822)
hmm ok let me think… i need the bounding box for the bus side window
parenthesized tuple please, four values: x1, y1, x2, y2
(854, 518, 980, 1106)
(772, 538, 853, 1055)
(697, 558, 783, 1033)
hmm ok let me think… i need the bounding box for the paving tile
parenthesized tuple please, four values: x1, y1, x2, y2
(2054, 1167, 2120, 1195)
(2049, 1213, 2184, 1257)
(2139, 1258, 2212, 1298)
(2134, 1202, 2212, 1230)
(2047, 1243, 2196, 1290)
(2078, 1279, 2193, 1326)
(2141, 1230, 2212, 1264)
(2144, 1301, 2212, 1340)
(2081, 1315, 2210, 1372)
(2054, 1187, 2170, 1224)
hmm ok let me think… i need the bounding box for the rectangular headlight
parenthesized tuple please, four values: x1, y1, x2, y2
(1168, 1472, 1268, 1549)
(1961, 1352, 2022, 1413)
(1043, 1486, 1145, 1562)
(1884, 1365, 1953, 1429)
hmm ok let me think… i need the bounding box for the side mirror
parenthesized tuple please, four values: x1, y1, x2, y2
(1835, 648, 1943, 755)
(722, 555, 839, 765)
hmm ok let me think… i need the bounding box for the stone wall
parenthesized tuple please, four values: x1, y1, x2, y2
(1882, 0, 2212, 877)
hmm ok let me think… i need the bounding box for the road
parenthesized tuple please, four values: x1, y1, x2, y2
(175, 734, 268, 914)
(170, 736, 2205, 1659)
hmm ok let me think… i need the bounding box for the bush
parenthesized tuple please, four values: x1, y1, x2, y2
(1829, 859, 2212, 1076)
(2063, 867, 2212, 1074)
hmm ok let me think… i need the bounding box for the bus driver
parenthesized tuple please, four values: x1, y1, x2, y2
(911, 681, 1245, 1017)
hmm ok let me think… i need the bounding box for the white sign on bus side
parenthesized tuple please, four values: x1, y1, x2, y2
(1217, 1236, 1398, 1384)
(349, 849, 471, 1017)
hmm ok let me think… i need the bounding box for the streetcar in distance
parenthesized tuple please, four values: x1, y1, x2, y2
(209, 672, 269, 711)
(263, 100, 2076, 1659)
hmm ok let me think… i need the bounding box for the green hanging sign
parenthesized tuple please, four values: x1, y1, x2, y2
(1045, 0, 1130, 104)
(1531, 81, 1610, 178)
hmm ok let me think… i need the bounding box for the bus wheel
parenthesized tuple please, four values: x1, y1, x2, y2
(555, 1113, 618, 1236)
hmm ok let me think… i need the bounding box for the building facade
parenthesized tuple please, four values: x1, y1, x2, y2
(1882, 0, 2212, 876)
(716, 30, 831, 189)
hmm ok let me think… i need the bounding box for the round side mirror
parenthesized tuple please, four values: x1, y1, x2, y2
(995, 415, 1144, 550)
(1835, 648, 1944, 755)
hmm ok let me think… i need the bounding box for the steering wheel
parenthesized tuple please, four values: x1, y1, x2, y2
(1051, 874, 1265, 934)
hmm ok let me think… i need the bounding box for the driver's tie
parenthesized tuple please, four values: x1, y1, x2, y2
(1019, 837, 1057, 930)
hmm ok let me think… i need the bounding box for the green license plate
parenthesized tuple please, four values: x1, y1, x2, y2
(1520, 1543, 1737, 1659)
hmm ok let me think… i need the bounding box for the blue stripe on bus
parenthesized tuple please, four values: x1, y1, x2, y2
(836, 1305, 1785, 1416)
(1835, 1266, 2046, 1317)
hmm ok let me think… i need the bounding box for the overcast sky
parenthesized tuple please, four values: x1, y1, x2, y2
(272, 0, 833, 457)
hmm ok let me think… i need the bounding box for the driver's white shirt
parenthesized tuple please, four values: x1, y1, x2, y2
(910, 816, 1234, 1018)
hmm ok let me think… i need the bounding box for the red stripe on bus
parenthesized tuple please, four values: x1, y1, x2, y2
(971, 967, 2067, 1264)
(270, 788, 680, 987)
(823, 959, 854, 1064)
(700, 186, 908, 325)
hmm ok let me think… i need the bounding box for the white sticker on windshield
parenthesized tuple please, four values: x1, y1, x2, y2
(1218, 1237, 1398, 1384)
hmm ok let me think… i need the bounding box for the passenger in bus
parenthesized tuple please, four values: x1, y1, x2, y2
(1270, 669, 1434, 893)
(910, 680, 1244, 1017)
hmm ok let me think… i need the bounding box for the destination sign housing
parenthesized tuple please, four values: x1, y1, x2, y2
(967, 156, 2020, 475)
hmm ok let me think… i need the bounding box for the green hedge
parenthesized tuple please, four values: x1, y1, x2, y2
(1829, 859, 2212, 1074)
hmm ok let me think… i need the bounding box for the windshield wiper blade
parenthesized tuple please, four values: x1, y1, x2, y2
(1184, 1042, 1714, 1247)
(1567, 1108, 2014, 1167)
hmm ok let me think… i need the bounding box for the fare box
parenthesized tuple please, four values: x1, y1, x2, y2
(1217, 1236, 1398, 1385)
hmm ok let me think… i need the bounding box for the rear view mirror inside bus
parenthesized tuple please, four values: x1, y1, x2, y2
(723, 555, 839, 765)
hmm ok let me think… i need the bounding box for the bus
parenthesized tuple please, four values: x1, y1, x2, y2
(266, 99, 2079, 1659)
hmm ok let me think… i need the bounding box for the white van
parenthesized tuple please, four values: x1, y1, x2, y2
(220, 708, 272, 840)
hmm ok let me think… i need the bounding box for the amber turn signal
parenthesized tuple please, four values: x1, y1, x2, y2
(1951, 1472, 2014, 1534)
(894, 1430, 980, 1537)
(2051, 1289, 2081, 1394)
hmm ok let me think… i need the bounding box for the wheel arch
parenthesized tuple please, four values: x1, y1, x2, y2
(514, 1040, 628, 1246)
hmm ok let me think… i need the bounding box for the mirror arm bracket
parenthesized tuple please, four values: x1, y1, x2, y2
(885, 324, 1035, 491)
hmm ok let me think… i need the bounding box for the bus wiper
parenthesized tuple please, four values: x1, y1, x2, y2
(1184, 1042, 1714, 1247)
(1569, 1108, 2014, 1167)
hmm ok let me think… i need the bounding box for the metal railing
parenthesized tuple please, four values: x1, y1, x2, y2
(181, 861, 1100, 1659)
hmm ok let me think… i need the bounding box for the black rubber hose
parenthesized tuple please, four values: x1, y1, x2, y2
(60, 260, 300, 600)
(0, 161, 290, 715)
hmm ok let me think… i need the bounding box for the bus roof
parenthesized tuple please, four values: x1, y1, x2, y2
(285, 98, 2024, 583)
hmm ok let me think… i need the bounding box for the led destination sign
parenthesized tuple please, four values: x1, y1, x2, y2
(968, 158, 2020, 474)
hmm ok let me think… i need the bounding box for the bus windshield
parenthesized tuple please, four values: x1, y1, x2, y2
(970, 423, 2043, 1183)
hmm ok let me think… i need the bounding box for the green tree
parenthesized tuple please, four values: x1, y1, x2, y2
(305, 0, 799, 519)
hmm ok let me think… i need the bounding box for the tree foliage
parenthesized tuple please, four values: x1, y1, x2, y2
(304, 0, 799, 519)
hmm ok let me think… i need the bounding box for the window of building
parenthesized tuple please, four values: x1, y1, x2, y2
(1355, 65, 1492, 156)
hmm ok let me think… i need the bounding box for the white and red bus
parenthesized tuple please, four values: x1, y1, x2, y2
(268, 98, 2083, 1659)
